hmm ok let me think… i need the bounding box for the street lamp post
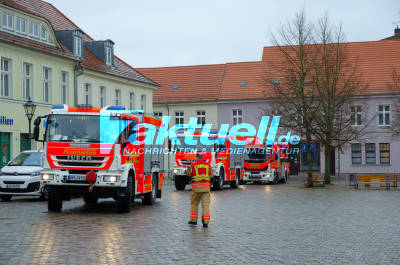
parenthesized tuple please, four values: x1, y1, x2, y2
(23, 99, 37, 139)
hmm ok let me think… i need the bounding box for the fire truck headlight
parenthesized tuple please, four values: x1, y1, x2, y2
(173, 169, 178, 174)
(42, 174, 53, 181)
(103, 175, 120, 182)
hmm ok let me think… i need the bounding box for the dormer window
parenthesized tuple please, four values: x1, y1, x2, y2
(16, 17, 26, 34)
(2, 13, 14, 30)
(74, 36, 82, 57)
(29, 21, 39, 38)
(41, 25, 48, 41)
(105, 46, 112, 66)
(240, 80, 247, 87)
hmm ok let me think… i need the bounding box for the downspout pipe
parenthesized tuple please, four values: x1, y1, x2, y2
(74, 61, 84, 107)
(165, 103, 170, 178)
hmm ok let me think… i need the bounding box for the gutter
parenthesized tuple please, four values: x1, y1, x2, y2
(74, 61, 84, 106)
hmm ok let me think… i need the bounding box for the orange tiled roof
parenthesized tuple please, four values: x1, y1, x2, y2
(138, 64, 227, 103)
(3, 0, 157, 86)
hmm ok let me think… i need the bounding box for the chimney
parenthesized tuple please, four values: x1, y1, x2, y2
(395, 26, 400, 36)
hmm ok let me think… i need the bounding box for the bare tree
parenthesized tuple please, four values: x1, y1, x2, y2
(388, 68, 400, 136)
(310, 15, 364, 184)
(262, 9, 319, 187)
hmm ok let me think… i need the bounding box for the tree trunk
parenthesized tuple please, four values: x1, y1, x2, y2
(306, 130, 313, 187)
(324, 144, 331, 184)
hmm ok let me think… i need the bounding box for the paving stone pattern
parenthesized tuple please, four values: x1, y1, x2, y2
(0, 182, 399, 265)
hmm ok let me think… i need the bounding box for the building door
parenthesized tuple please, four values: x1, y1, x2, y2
(0, 132, 11, 168)
(289, 143, 300, 175)
(330, 148, 335, 176)
(20, 133, 31, 152)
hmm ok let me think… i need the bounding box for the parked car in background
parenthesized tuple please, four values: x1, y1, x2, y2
(0, 151, 45, 201)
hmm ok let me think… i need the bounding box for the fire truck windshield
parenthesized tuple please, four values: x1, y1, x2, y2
(172, 135, 214, 152)
(46, 114, 101, 143)
(245, 148, 270, 162)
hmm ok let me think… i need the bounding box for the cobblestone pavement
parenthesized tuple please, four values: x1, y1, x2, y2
(0, 182, 399, 265)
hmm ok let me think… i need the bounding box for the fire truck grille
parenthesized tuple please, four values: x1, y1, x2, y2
(57, 162, 103, 167)
(179, 159, 196, 166)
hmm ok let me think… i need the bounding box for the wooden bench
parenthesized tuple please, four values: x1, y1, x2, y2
(312, 173, 325, 186)
(387, 174, 398, 188)
(355, 175, 391, 190)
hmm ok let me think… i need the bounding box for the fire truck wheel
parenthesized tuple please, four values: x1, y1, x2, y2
(213, 169, 224, 190)
(282, 171, 288, 183)
(47, 188, 63, 212)
(118, 172, 134, 213)
(273, 172, 279, 185)
(230, 170, 240, 189)
(143, 174, 158, 205)
(0, 195, 12, 201)
(83, 194, 98, 204)
(174, 177, 186, 191)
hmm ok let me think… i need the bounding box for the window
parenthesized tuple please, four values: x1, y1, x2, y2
(351, 106, 362, 126)
(99, 86, 106, 107)
(140, 95, 146, 112)
(74, 36, 82, 57)
(106, 47, 112, 66)
(378, 105, 390, 126)
(84, 83, 91, 105)
(196, 110, 206, 125)
(351, 143, 362, 164)
(23, 63, 32, 99)
(16, 17, 26, 34)
(43, 67, 51, 103)
(2, 13, 13, 30)
(114, 89, 121, 106)
(154, 112, 162, 118)
(41, 25, 47, 41)
(29, 21, 39, 37)
(129, 92, 135, 110)
(379, 143, 390, 164)
(232, 109, 242, 125)
(240, 80, 247, 87)
(365, 143, 375, 164)
(175, 111, 184, 126)
(60, 72, 68, 104)
(1, 58, 11, 98)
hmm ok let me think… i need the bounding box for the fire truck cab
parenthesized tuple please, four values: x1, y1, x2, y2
(172, 132, 244, 191)
(34, 105, 164, 213)
(243, 141, 289, 184)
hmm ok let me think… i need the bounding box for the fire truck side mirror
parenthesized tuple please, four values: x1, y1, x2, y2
(168, 139, 172, 152)
(33, 117, 41, 142)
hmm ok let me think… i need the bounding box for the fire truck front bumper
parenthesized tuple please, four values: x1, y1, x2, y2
(41, 171, 124, 188)
(243, 171, 274, 182)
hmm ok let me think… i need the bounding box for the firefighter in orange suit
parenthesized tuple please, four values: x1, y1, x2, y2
(187, 153, 212, 228)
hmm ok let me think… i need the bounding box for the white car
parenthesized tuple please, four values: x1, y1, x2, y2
(0, 150, 46, 201)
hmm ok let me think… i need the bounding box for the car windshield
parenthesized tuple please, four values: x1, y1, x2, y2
(245, 148, 269, 162)
(46, 114, 100, 143)
(8, 152, 42, 166)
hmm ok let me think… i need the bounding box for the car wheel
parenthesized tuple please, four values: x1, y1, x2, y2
(174, 176, 186, 191)
(48, 188, 63, 212)
(143, 174, 157, 205)
(118, 172, 134, 213)
(0, 195, 12, 202)
(40, 186, 49, 201)
(213, 169, 224, 190)
(230, 170, 239, 189)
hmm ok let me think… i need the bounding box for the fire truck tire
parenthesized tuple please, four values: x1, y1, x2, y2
(230, 170, 240, 188)
(213, 169, 224, 190)
(0, 195, 12, 201)
(282, 171, 288, 183)
(83, 194, 98, 204)
(143, 174, 157, 205)
(174, 177, 186, 191)
(273, 171, 279, 185)
(118, 172, 134, 213)
(48, 188, 63, 212)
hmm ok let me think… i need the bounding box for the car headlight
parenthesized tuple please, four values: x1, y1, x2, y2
(30, 171, 41, 177)
(103, 175, 120, 182)
(42, 174, 54, 181)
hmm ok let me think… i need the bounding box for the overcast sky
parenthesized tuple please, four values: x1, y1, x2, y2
(50, 0, 399, 68)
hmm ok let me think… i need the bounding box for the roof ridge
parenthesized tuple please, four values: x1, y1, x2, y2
(137, 63, 227, 70)
(114, 55, 160, 86)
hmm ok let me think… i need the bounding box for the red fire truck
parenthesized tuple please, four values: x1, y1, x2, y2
(172, 132, 244, 191)
(33, 105, 164, 213)
(243, 139, 289, 184)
